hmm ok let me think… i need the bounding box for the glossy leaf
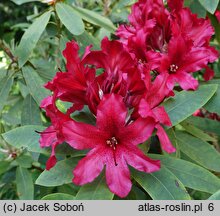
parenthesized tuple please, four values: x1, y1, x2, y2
(208, 190, 220, 200)
(0, 76, 13, 113)
(151, 154, 220, 194)
(204, 80, 220, 114)
(176, 131, 220, 172)
(22, 66, 50, 106)
(75, 174, 114, 200)
(186, 116, 220, 136)
(0, 161, 10, 176)
(15, 11, 51, 67)
(36, 157, 79, 186)
(72, 5, 116, 32)
(11, 0, 39, 5)
(41, 193, 75, 200)
(21, 94, 42, 125)
(163, 84, 217, 126)
(181, 121, 216, 142)
(16, 167, 34, 200)
(16, 154, 33, 168)
(198, 0, 219, 14)
(132, 167, 191, 200)
(2, 125, 46, 153)
(55, 3, 84, 36)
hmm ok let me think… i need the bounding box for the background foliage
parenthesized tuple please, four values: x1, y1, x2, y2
(0, 0, 220, 200)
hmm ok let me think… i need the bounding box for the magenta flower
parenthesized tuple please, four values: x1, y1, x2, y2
(62, 94, 160, 197)
(39, 96, 70, 170)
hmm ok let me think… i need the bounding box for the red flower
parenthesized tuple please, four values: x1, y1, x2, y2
(39, 96, 70, 170)
(62, 94, 160, 197)
(45, 40, 95, 111)
(215, 10, 220, 23)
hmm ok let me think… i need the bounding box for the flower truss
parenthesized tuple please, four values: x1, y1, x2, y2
(39, 0, 218, 197)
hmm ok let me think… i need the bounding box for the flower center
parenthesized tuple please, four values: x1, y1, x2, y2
(106, 137, 118, 150)
(169, 64, 178, 73)
(106, 137, 118, 166)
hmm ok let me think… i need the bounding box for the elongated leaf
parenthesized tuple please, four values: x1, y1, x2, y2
(199, 0, 219, 14)
(163, 84, 217, 126)
(189, 0, 206, 18)
(12, 0, 39, 5)
(151, 154, 220, 194)
(36, 157, 79, 186)
(16, 167, 34, 200)
(176, 131, 220, 172)
(208, 190, 220, 200)
(56, 3, 84, 36)
(181, 122, 216, 142)
(186, 116, 220, 136)
(2, 125, 46, 153)
(0, 76, 13, 113)
(72, 5, 116, 32)
(22, 66, 50, 105)
(76, 174, 114, 200)
(15, 11, 51, 67)
(16, 154, 33, 168)
(41, 193, 75, 200)
(21, 94, 42, 125)
(0, 161, 10, 175)
(132, 167, 191, 200)
(204, 80, 220, 114)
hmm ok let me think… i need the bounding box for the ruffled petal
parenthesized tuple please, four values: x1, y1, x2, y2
(62, 120, 107, 150)
(124, 145, 160, 173)
(176, 72, 199, 90)
(96, 94, 127, 133)
(73, 147, 106, 185)
(120, 117, 156, 146)
(156, 124, 176, 153)
(105, 153, 131, 198)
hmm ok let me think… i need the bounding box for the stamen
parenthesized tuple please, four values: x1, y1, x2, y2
(169, 64, 178, 73)
(35, 130, 56, 134)
(106, 137, 119, 166)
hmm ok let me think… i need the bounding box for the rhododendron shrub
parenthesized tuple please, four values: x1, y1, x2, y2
(0, 0, 220, 200)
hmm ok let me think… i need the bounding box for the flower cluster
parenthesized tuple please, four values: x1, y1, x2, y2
(39, 0, 218, 197)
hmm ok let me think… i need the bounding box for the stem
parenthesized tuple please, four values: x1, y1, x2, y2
(0, 39, 17, 64)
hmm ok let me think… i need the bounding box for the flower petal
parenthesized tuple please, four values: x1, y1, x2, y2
(73, 147, 106, 185)
(176, 72, 199, 90)
(124, 145, 160, 173)
(96, 94, 127, 133)
(62, 120, 107, 150)
(105, 153, 131, 198)
(120, 117, 156, 146)
(156, 124, 176, 153)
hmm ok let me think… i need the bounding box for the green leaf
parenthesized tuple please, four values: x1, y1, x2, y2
(0, 161, 11, 175)
(132, 167, 191, 200)
(72, 5, 116, 33)
(16, 154, 33, 168)
(16, 167, 34, 200)
(11, 0, 39, 5)
(151, 154, 220, 194)
(163, 84, 218, 126)
(0, 76, 13, 113)
(189, 0, 206, 18)
(22, 66, 50, 106)
(198, 0, 219, 14)
(76, 174, 114, 200)
(208, 190, 220, 200)
(15, 11, 51, 67)
(186, 116, 220, 136)
(56, 3, 84, 36)
(204, 80, 220, 114)
(176, 131, 220, 172)
(181, 121, 216, 142)
(2, 125, 46, 153)
(36, 157, 79, 186)
(41, 193, 75, 200)
(21, 94, 42, 125)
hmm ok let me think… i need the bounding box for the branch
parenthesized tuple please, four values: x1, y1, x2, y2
(0, 39, 17, 63)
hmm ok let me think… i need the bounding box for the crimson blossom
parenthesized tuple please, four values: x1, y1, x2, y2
(62, 94, 160, 197)
(117, 0, 218, 91)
